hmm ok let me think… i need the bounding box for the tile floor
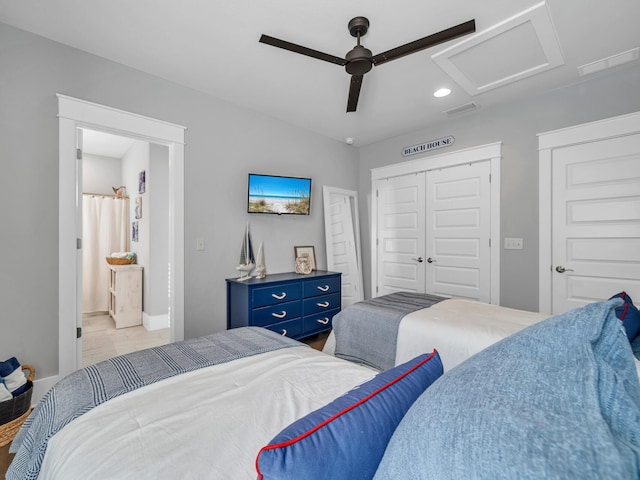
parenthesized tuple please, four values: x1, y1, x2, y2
(82, 313, 170, 367)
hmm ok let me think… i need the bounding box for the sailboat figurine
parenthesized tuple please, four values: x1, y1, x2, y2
(236, 223, 255, 281)
(254, 241, 266, 279)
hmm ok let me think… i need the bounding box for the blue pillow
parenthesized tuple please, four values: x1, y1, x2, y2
(609, 291, 640, 341)
(374, 300, 640, 480)
(255, 351, 443, 480)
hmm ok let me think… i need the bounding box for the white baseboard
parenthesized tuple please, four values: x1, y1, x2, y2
(143, 312, 169, 331)
(32, 375, 58, 406)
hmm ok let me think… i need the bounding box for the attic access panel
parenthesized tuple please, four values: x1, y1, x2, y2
(432, 1, 564, 96)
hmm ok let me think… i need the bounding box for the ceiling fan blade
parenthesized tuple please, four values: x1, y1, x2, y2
(259, 34, 347, 66)
(346, 75, 363, 112)
(371, 19, 475, 66)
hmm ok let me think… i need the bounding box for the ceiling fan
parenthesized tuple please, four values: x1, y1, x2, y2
(259, 17, 476, 112)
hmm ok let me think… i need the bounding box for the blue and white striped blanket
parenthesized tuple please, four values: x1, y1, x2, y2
(333, 292, 446, 371)
(7, 327, 301, 480)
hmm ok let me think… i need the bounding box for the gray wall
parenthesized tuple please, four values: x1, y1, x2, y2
(0, 23, 359, 378)
(147, 143, 170, 317)
(358, 64, 640, 312)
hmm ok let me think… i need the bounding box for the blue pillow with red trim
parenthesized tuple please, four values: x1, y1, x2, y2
(255, 351, 443, 480)
(609, 292, 640, 342)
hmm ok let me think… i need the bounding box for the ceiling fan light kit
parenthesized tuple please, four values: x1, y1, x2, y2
(260, 17, 476, 113)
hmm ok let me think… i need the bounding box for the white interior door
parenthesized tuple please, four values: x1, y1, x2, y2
(551, 134, 640, 313)
(323, 186, 363, 307)
(375, 173, 426, 295)
(426, 161, 491, 301)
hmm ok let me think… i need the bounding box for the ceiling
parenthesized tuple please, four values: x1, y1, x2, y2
(1, 0, 638, 146)
(82, 129, 136, 158)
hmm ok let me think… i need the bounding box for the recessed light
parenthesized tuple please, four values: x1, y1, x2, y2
(433, 88, 451, 98)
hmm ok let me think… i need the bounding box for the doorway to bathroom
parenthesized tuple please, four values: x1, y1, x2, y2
(80, 129, 170, 366)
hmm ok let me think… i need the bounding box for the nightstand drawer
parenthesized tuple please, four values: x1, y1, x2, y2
(263, 319, 303, 338)
(252, 284, 301, 308)
(303, 293, 341, 316)
(252, 301, 301, 327)
(303, 276, 341, 298)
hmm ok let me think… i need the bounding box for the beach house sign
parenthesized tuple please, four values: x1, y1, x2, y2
(401, 136, 455, 157)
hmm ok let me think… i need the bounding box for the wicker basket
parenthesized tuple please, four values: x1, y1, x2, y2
(106, 256, 135, 265)
(0, 407, 31, 447)
(0, 365, 35, 447)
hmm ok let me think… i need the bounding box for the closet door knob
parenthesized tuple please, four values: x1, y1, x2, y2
(427, 257, 435, 263)
(555, 265, 574, 273)
(414, 257, 424, 263)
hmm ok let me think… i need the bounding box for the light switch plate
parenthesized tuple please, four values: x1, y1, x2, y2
(504, 237, 523, 250)
(196, 237, 205, 251)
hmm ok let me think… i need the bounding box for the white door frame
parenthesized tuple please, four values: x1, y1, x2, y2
(58, 94, 186, 381)
(371, 142, 501, 304)
(538, 111, 640, 313)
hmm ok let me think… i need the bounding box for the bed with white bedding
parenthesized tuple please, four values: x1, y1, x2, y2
(324, 296, 549, 371)
(8, 297, 640, 479)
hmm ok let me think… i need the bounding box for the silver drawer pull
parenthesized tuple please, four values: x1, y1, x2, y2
(317, 285, 330, 292)
(272, 311, 287, 319)
(272, 292, 287, 300)
(317, 301, 330, 308)
(281, 329, 287, 336)
(317, 317, 330, 325)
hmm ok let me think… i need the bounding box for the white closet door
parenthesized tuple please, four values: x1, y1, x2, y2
(426, 161, 491, 301)
(551, 134, 640, 313)
(376, 173, 426, 295)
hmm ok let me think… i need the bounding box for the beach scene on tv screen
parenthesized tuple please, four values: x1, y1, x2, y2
(249, 175, 311, 214)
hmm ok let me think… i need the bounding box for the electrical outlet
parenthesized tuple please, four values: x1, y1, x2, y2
(504, 237, 523, 250)
(196, 237, 205, 251)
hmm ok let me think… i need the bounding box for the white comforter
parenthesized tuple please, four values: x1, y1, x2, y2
(38, 346, 375, 480)
(324, 299, 549, 371)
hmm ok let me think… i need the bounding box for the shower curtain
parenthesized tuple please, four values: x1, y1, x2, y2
(82, 195, 130, 314)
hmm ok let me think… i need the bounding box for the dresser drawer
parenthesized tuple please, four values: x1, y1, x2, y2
(303, 293, 341, 316)
(303, 308, 339, 336)
(252, 301, 301, 327)
(263, 319, 303, 338)
(303, 276, 341, 298)
(252, 283, 301, 308)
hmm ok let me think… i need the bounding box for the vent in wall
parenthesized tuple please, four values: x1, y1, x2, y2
(443, 101, 478, 116)
(578, 47, 640, 77)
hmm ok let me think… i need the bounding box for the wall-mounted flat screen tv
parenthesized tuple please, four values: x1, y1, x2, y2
(247, 173, 312, 215)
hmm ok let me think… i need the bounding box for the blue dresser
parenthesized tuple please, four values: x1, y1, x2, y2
(226, 271, 341, 339)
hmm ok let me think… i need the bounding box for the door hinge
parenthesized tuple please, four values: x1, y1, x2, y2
(76, 238, 82, 249)
(76, 148, 82, 160)
(376, 189, 379, 198)
(489, 238, 491, 247)
(376, 286, 379, 293)
(76, 327, 82, 339)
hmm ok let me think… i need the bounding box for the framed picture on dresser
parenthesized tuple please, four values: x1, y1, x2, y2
(294, 245, 316, 271)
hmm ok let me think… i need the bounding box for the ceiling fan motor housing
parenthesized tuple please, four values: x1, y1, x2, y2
(345, 45, 373, 75)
